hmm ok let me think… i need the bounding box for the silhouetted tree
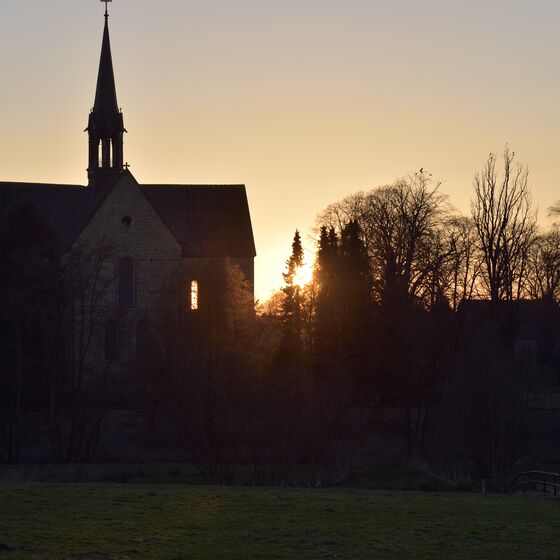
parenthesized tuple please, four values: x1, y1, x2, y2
(472, 147, 536, 305)
(445, 216, 482, 312)
(278, 230, 305, 365)
(149, 261, 297, 484)
(318, 171, 451, 307)
(338, 220, 373, 394)
(447, 323, 530, 492)
(0, 200, 61, 463)
(316, 174, 454, 458)
(526, 227, 560, 302)
(50, 240, 116, 463)
(313, 226, 340, 380)
(367, 173, 450, 307)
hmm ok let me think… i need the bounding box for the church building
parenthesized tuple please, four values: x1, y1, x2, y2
(0, 9, 256, 370)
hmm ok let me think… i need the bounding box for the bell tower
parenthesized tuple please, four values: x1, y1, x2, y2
(86, 5, 126, 190)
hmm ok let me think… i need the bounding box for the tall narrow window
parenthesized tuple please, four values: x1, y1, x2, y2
(105, 320, 119, 361)
(190, 280, 199, 311)
(109, 139, 114, 168)
(97, 140, 102, 168)
(119, 258, 134, 308)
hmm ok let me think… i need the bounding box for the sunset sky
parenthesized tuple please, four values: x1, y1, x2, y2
(1, 0, 560, 300)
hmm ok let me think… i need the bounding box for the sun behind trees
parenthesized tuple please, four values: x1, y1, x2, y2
(269, 150, 560, 484)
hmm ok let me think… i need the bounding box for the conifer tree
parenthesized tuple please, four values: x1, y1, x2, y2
(338, 220, 372, 394)
(278, 230, 304, 364)
(339, 220, 371, 322)
(313, 226, 340, 377)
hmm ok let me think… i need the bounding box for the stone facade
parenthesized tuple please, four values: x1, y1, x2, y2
(70, 172, 181, 369)
(68, 173, 250, 371)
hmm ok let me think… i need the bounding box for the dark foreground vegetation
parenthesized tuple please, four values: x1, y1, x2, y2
(0, 483, 558, 560)
(0, 463, 483, 491)
(1, 147, 560, 491)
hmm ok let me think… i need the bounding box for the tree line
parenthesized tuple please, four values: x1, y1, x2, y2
(258, 147, 559, 488)
(157, 147, 560, 488)
(0, 146, 559, 491)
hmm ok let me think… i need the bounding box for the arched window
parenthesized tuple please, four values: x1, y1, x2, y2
(119, 258, 134, 308)
(190, 280, 199, 311)
(109, 138, 114, 168)
(105, 320, 119, 361)
(97, 140, 102, 168)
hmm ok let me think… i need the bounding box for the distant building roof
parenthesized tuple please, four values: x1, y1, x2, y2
(457, 299, 559, 341)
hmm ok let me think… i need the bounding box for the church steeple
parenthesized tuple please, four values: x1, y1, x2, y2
(87, 9, 126, 189)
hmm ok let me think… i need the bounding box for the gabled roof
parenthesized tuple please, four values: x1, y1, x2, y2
(142, 184, 256, 257)
(0, 179, 256, 258)
(0, 182, 91, 246)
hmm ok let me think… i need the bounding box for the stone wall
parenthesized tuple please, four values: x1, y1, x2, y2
(68, 174, 218, 369)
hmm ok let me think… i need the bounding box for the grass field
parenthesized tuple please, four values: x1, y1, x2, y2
(0, 484, 558, 559)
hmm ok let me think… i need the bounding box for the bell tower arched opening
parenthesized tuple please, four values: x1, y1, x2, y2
(86, 12, 126, 190)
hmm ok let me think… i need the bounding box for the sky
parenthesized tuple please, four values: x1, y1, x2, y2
(1, 0, 560, 300)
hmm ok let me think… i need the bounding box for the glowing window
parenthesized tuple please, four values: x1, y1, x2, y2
(190, 280, 199, 311)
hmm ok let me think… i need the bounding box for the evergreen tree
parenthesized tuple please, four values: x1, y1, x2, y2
(278, 230, 304, 364)
(338, 220, 372, 396)
(313, 226, 340, 378)
(339, 220, 371, 319)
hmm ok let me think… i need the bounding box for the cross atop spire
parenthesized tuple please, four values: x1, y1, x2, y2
(102, 0, 112, 18)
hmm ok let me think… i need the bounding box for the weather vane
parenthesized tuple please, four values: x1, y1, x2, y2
(101, 0, 112, 18)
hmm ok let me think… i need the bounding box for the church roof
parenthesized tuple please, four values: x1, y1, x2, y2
(0, 181, 256, 258)
(142, 184, 256, 257)
(0, 182, 90, 246)
(0, 13, 255, 262)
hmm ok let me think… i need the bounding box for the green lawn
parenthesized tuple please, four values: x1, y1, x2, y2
(0, 484, 558, 559)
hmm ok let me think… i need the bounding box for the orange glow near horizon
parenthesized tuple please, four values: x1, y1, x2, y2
(1, 2, 560, 302)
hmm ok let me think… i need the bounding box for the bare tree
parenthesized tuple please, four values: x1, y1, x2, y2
(258, 290, 286, 318)
(317, 171, 452, 307)
(49, 240, 115, 462)
(526, 227, 560, 302)
(444, 216, 483, 312)
(318, 192, 370, 248)
(472, 147, 537, 303)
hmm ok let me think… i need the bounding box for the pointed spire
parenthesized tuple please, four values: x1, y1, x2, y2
(87, 10, 126, 189)
(92, 15, 120, 127)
